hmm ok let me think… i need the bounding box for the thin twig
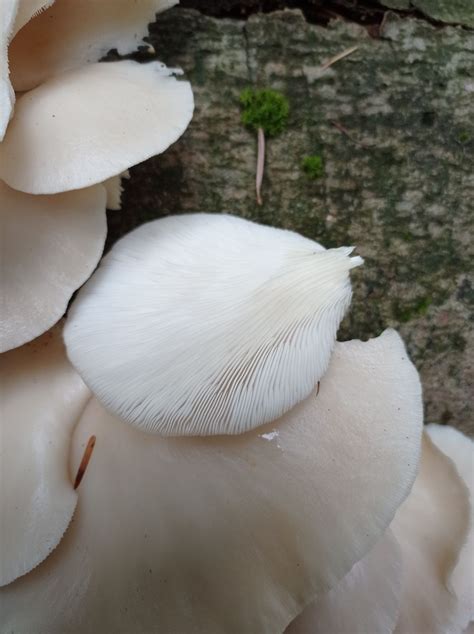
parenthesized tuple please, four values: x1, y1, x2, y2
(256, 126, 265, 206)
(320, 45, 359, 71)
(74, 435, 96, 490)
(330, 120, 369, 148)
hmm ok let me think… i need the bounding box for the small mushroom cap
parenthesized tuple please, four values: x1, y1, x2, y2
(391, 432, 471, 634)
(9, 0, 177, 91)
(0, 60, 194, 194)
(0, 180, 107, 352)
(427, 424, 474, 629)
(0, 330, 422, 633)
(287, 530, 402, 634)
(64, 213, 363, 436)
(0, 324, 90, 587)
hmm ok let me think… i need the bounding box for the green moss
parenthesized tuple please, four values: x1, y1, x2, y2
(239, 88, 289, 136)
(301, 155, 324, 179)
(457, 131, 471, 144)
(392, 296, 432, 322)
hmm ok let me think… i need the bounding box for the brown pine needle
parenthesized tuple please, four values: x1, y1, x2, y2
(74, 435, 96, 490)
(320, 45, 359, 71)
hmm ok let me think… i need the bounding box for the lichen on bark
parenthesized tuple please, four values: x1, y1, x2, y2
(109, 8, 474, 434)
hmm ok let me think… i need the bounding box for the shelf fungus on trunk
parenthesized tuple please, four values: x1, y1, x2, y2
(64, 213, 363, 436)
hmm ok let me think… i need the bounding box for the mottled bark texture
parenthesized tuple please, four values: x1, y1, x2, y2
(108, 8, 474, 434)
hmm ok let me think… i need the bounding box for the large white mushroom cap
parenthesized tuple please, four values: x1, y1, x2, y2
(0, 330, 423, 633)
(0, 59, 194, 194)
(64, 213, 363, 436)
(0, 324, 90, 587)
(0, 180, 107, 352)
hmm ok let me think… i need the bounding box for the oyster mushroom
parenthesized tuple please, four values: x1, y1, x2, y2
(0, 59, 194, 194)
(426, 424, 474, 631)
(64, 213, 363, 436)
(0, 330, 423, 633)
(286, 530, 402, 634)
(0, 0, 19, 139)
(390, 432, 471, 634)
(0, 324, 90, 587)
(9, 0, 177, 91)
(0, 180, 107, 352)
(102, 170, 130, 211)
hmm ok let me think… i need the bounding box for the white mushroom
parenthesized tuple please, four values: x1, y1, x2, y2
(64, 213, 363, 436)
(0, 330, 423, 633)
(9, 0, 177, 91)
(0, 180, 107, 352)
(11, 0, 55, 35)
(0, 0, 19, 139)
(0, 324, 91, 587)
(0, 60, 194, 194)
(427, 424, 474, 630)
(286, 530, 402, 634)
(102, 170, 130, 211)
(391, 432, 471, 634)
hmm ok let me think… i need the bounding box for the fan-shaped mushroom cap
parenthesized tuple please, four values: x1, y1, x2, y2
(391, 433, 471, 634)
(64, 213, 363, 436)
(9, 0, 177, 91)
(0, 0, 19, 140)
(286, 530, 402, 634)
(0, 330, 422, 633)
(427, 424, 474, 630)
(0, 60, 194, 194)
(0, 324, 90, 587)
(0, 180, 106, 352)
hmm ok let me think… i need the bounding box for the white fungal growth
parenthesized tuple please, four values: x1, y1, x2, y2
(64, 213, 363, 436)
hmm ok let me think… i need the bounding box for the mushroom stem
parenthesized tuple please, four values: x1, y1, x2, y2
(74, 435, 96, 490)
(256, 126, 265, 206)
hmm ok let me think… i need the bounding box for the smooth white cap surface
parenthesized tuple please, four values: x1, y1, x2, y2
(287, 530, 402, 634)
(0, 180, 107, 352)
(0, 60, 194, 194)
(391, 432, 471, 634)
(0, 324, 91, 587)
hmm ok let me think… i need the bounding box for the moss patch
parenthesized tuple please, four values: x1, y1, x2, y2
(240, 88, 289, 136)
(301, 155, 324, 179)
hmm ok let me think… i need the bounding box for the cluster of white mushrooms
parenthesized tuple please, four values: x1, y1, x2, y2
(1, 2, 473, 634)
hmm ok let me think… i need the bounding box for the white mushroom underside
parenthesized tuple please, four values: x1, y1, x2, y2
(0, 60, 194, 194)
(0, 180, 107, 352)
(0, 331, 423, 634)
(0, 324, 91, 587)
(64, 213, 362, 436)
